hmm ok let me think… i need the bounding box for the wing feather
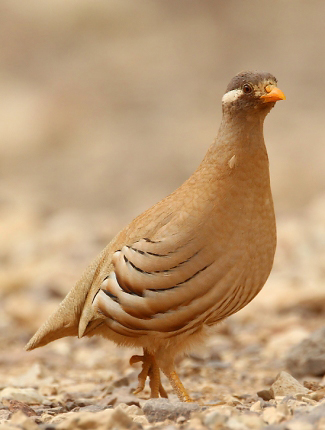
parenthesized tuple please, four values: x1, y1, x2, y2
(92, 233, 258, 336)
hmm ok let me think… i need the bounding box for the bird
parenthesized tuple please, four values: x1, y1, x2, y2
(26, 71, 285, 402)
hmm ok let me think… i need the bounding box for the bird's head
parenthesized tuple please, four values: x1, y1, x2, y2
(222, 71, 286, 118)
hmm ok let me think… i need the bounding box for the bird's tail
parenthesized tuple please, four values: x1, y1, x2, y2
(25, 250, 106, 351)
(25, 286, 83, 350)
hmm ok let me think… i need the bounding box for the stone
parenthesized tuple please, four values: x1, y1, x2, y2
(301, 403, 325, 424)
(99, 387, 140, 407)
(117, 403, 143, 416)
(294, 394, 317, 405)
(1, 399, 37, 416)
(39, 426, 57, 430)
(9, 363, 54, 388)
(133, 415, 149, 426)
(0, 387, 45, 405)
(286, 327, 325, 377)
(257, 389, 274, 401)
(76, 405, 111, 413)
(142, 398, 201, 423)
(310, 388, 325, 401)
(237, 413, 265, 429)
(223, 394, 242, 406)
(39, 386, 58, 397)
(112, 376, 130, 388)
(303, 380, 323, 391)
(0, 409, 11, 421)
(9, 411, 39, 430)
(263, 406, 288, 425)
(286, 422, 314, 430)
(223, 413, 265, 430)
(318, 417, 325, 430)
(270, 371, 308, 397)
(274, 402, 325, 429)
(226, 416, 249, 429)
(203, 410, 228, 427)
(0, 424, 17, 430)
(55, 406, 135, 429)
(250, 400, 262, 412)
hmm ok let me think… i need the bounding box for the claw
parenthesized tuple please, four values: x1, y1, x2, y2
(129, 349, 168, 399)
(129, 355, 143, 366)
(159, 383, 168, 398)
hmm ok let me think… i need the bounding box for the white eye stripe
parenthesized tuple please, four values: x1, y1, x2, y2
(222, 89, 243, 104)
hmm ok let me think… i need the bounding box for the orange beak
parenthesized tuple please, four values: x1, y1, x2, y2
(261, 86, 286, 103)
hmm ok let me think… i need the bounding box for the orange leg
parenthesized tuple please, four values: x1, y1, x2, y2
(162, 368, 193, 402)
(161, 367, 225, 405)
(130, 351, 225, 404)
(130, 349, 168, 398)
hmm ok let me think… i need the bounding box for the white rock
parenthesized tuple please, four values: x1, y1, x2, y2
(263, 406, 288, 425)
(286, 421, 314, 430)
(0, 387, 45, 404)
(238, 414, 265, 429)
(204, 410, 228, 427)
(9, 363, 54, 387)
(133, 415, 149, 426)
(277, 403, 291, 417)
(271, 371, 308, 397)
(250, 400, 262, 412)
(0, 409, 11, 422)
(10, 411, 39, 429)
(226, 416, 249, 430)
(0, 424, 14, 430)
(117, 403, 144, 416)
(295, 395, 317, 405)
(55, 407, 133, 430)
(223, 394, 242, 405)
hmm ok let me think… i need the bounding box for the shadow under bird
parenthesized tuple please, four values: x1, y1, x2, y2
(26, 71, 286, 402)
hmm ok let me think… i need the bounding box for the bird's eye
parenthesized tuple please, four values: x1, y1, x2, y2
(243, 84, 253, 94)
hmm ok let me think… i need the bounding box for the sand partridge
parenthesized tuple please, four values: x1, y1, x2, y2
(26, 71, 285, 402)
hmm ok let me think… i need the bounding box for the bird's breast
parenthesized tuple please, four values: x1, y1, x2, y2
(92, 145, 276, 341)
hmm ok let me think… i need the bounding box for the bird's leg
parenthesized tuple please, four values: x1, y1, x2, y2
(160, 363, 226, 405)
(148, 357, 168, 399)
(130, 349, 168, 398)
(130, 352, 151, 395)
(161, 368, 193, 402)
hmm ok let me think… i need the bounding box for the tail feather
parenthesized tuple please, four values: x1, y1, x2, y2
(25, 249, 107, 351)
(25, 288, 80, 350)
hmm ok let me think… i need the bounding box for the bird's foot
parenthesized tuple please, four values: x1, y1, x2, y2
(130, 350, 168, 398)
(163, 369, 194, 403)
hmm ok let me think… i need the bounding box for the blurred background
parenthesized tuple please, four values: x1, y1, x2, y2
(1, 0, 325, 403)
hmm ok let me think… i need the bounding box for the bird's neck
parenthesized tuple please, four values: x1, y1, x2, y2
(202, 111, 269, 173)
